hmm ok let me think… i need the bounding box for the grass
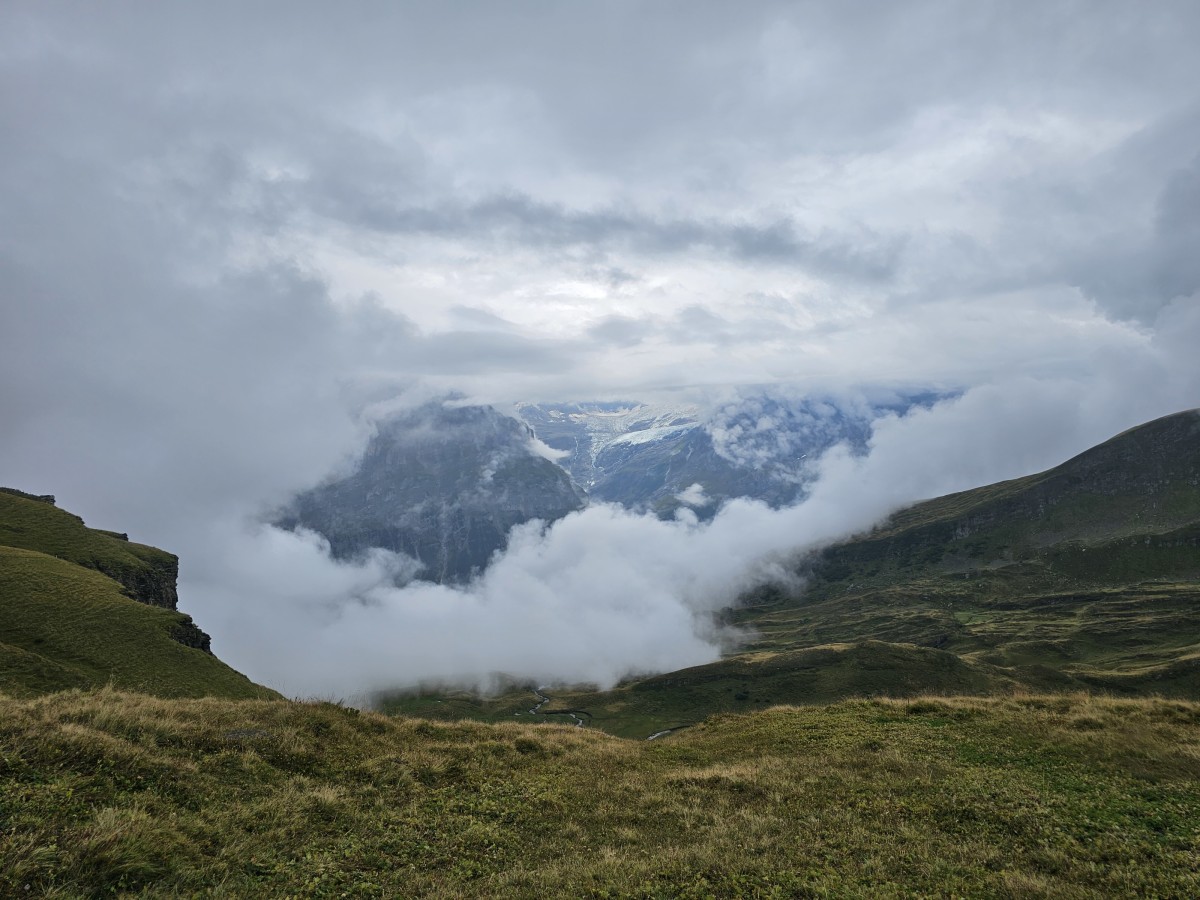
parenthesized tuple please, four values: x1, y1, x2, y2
(3, 689, 1200, 897)
(1, 487, 276, 700)
(0, 546, 276, 700)
(0, 489, 178, 607)
(382, 642, 1021, 740)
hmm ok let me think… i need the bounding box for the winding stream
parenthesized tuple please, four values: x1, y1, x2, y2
(526, 688, 586, 727)
(524, 688, 679, 738)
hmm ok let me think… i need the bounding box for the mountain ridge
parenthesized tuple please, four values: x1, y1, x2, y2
(0, 488, 277, 700)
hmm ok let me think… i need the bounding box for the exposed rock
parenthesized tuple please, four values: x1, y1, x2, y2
(104, 554, 181, 610)
(169, 615, 213, 654)
(278, 401, 587, 583)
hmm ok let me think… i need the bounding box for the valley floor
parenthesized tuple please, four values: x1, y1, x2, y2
(3, 689, 1199, 897)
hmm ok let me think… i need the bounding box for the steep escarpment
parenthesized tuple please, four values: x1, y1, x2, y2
(0, 488, 179, 608)
(813, 409, 1200, 579)
(0, 488, 275, 699)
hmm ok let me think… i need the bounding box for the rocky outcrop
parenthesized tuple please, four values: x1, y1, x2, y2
(0, 487, 55, 504)
(169, 615, 214, 653)
(100, 553, 181, 610)
(278, 401, 587, 583)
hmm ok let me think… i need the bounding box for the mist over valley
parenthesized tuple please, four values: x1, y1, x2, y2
(4, 3, 1200, 895)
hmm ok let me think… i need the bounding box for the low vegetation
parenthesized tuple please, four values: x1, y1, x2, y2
(4, 689, 1200, 897)
(0, 489, 275, 700)
(0, 489, 179, 605)
(0, 547, 274, 700)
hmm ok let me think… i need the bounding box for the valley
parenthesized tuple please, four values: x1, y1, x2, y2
(383, 409, 1200, 738)
(4, 409, 1200, 896)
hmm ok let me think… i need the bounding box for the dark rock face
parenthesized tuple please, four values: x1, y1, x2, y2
(588, 427, 805, 515)
(104, 555, 181, 610)
(278, 402, 587, 583)
(169, 615, 213, 653)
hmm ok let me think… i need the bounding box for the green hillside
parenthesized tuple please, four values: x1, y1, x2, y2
(3, 690, 1199, 897)
(0, 489, 276, 700)
(730, 410, 1200, 696)
(390, 410, 1200, 738)
(0, 488, 181, 607)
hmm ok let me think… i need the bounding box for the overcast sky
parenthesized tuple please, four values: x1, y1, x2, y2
(3, 2, 1200, 695)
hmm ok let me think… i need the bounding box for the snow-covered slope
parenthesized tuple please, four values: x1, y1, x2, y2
(279, 390, 948, 585)
(513, 401, 701, 489)
(517, 390, 947, 517)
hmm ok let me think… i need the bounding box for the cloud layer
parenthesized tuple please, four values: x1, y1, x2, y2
(2, 2, 1199, 697)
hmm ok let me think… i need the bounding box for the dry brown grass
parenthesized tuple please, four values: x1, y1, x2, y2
(3, 688, 1200, 896)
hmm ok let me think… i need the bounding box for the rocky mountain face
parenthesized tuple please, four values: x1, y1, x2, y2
(281, 391, 942, 583)
(516, 393, 936, 517)
(277, 402, 586, 583)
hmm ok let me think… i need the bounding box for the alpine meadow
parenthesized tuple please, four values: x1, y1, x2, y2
(4, 2, 1200, 897)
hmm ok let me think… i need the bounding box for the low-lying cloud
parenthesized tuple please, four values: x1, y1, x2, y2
(3, 2, 1200, 701)
(188, 329, 1199, 699)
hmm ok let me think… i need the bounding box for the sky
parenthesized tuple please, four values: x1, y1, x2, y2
(2, 2, 1200, 697)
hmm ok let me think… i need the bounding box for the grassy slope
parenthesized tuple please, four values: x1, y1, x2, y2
(0, 546, 275, 700)
(3, 690, 1199, 897)
(0, 489, 276, 700)
(0, 490, 178, 605)
(382, 641, 1024, 740)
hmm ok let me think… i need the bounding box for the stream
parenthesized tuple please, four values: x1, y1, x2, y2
(526, 688, 586, 727)
(524, 688, 679, 738)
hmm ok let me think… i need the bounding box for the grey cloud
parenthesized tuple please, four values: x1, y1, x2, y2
(587, 316, 646, 348)
(1148, 154, 1200, 304)
(310, 189, 903, 281)
(1054, 111, 1200, 319)
(446, 305, 521, 330)
(4, 1, 1200, 697)
(415, 331, 578, 374)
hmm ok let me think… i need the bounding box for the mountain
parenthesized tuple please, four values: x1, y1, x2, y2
(516, 391, 941, 517)
(516, 399, 801, 516)
(7, 416, 1200, 896)
(277, 401, 586, 582)
(388, 409, 1200, 737)
(0, 487, 275, 699)
(812, 407, 1200, 579)
(281, 392, 940, 585)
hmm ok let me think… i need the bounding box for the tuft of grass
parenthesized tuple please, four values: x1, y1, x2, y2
(3, 689, 1200, 897)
